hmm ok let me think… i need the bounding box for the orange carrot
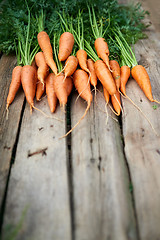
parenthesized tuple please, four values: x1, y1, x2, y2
(35, 52, 49, 86)
(6, 66, 22, 110)
(111, 91, 121, 116)
(109, 60, 121, 90)
(94, 38, 110, 70)
(33, 55, 48, 101)
(31, 60, 43, 101)
(61, 69, 92, 138)
(103, 87, 110, 104)
(73, 69, 92, 103)
(65, 76, 73, 97)
(53, 73, 72, 109)
(64, 55, 78, 79)
(37, 31, 58, 75)
(31, 60, 37, 71)
(76, 49, 90, 74)
(31, 59, 38, 83)
(21, 65, 36, 109)
(45, 73, 57, 113)
(87, 59, 97, 87)
(58, 32, 74, 61)
(94, 60, 117, 95)
(120, 65, 131, 95)
(36, 81, 46, 101)
(131, 65, 158, 102)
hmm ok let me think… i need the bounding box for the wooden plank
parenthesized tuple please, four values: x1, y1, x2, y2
(70, 91, 137, 240)
(121, 17, 160, 240)
(0, 55, 24, 206)
(2, 100, 72, 240)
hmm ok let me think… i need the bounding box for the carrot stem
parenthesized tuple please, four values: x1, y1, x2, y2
(85, 40, 99, 62)
(88, 5, 110, 39)
(53, 35, 62, 73)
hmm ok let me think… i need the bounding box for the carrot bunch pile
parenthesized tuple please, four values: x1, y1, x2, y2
(1, 0, 159, 135)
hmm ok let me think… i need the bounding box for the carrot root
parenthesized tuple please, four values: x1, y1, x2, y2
(113, 93, 123, 115)
(6, 106, 9, 120)
(122, 94, 158, 136)
(32, 105, 63, 122)
(75, 72, 91, 104)
(105, 102, 109, 125)
(60, 101, 91, 139)
(153, 99, 160, 104)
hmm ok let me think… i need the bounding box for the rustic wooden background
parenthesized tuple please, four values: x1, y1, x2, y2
(0, 1, 160, 240)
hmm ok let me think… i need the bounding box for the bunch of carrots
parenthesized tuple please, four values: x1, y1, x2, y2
(2, 1, 159, 136)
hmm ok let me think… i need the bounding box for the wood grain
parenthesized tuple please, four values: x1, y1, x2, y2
(70, 90, 137, 240)
(0, 55, 24, 206)
(121, 18, 160, 240)
(2, 100, 72, 240)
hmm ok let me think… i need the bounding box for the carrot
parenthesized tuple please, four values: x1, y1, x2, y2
(76, 49, 90, 75)
(94, 60, 117, 95)
(61, 69, 92, 138)
(64, 55, 78, 79)
(35, 51, 49, 86)
(58, 32, 74, 61)
(109, 60, 121, 90)
(115, 29, 160, 104)
(21, 65, 36, 110)
(37, 31, 58, 75)
(103, 87, 110, 104)
(32, 56, 47, 101)
(53, 73, 73, 109)
(32, 60, 44, 101)
(131, 65, 160, 103)
(87, 58, 97, 87)
(73, 69, 92, 103)
(111, 91, 121, 116)
(109, 60, 122, 115)
(45, 73, 57, 113)
(31, 59, 38, 83)
(36, 81, 46, 101)
(6, 65, 22, 110)
(94, 38, 110, 70)
(120, 65, 131, 95)
(66, 76, 73, 97)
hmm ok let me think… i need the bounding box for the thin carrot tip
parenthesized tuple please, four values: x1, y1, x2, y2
(60, 104, 66, 113)
(6, 104, 9, 120)
(30, 104, 33, 114)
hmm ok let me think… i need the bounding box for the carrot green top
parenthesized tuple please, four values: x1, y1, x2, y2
(111, 28, 138, 68)
(88, 6, 110, 40)
(72, 11, 85, 50)
(18, 3, 39, 66)
(85, 40, 99, 62)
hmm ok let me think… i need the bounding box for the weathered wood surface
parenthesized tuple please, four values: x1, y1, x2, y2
(121, 34, 160, 240)
(0, 1, 160, 240)
(0, 55, 25, 206)
(1, 100, 72, 240)
(70, 92, 137, 240)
